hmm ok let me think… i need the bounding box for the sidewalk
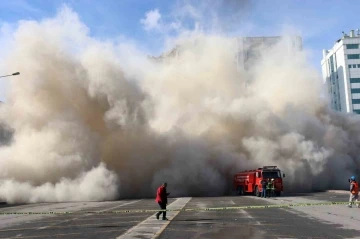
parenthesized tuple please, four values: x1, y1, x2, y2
(326, 190, 349, 194)
(255, 195, 360, 232)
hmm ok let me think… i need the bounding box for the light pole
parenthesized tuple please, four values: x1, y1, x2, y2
(0, 72, 20, 78)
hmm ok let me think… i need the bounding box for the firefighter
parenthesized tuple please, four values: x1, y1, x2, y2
(347, 176, 359, 208)
(270, 178, 276, 197)
(266, 178, 271, 198)
(261, 178, 267, 198)
(155, 182, 170, 220)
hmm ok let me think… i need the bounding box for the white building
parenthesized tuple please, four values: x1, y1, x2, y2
(321, 30, 360, 114)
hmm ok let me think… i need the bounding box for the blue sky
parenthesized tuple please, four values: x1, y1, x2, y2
(0, 0, 359, 101)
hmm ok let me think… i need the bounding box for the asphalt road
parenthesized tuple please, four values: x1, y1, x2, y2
(0, 192, 359, 239)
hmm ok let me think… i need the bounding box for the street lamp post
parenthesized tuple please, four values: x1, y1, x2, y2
(0, 72, 20, 78)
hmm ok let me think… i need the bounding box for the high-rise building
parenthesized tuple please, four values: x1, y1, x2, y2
(321, 30, 360, 114)
(152, 36, 303, 71)
(235, 36, 303, 71)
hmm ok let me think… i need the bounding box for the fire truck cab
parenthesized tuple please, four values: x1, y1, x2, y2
(233, 166, 285, 197)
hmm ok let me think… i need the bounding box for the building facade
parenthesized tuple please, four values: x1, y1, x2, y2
(235, 36, 303, 71)
(152, 36, 303, 71)
(321, 30, 360, 114)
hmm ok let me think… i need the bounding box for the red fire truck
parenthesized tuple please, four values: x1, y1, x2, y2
(233, 166, 285, 197)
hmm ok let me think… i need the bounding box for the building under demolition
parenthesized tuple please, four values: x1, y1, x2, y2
(151, 36, 303, 72)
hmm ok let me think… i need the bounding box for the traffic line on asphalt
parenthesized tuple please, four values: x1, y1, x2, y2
(0, 201, 351, 215)
(153, 198, 192, 239)
(37, 200, 142, 230)
(0, 232, 82, 239)
(0, 227, 140, 239)
(239, 209, 261, 225)
(117, 197, 191, 239)
(0, 221, 143, 233)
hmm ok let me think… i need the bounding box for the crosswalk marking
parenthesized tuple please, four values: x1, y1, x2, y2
(117, 197, 191, 239)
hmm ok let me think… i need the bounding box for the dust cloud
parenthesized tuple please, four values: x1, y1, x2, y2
(0, 5, 359, 203)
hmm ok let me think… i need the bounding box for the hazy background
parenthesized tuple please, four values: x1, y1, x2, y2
(0, 0, 359, 203)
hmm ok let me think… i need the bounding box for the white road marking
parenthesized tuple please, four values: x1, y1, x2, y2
(93, 200, 142, 213)
(0, 201, 130, 230)
(239, 209, 261, 225)
(37, 200, 141, 230)
(277, 238, 298, 239)
(117, 197, 192, 239)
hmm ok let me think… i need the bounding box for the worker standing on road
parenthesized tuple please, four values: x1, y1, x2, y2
(261, 178, 267, 198)
(270, 178, 276, 197)
(155, 182, 170, 220)
(266, 178, 271, 198)
(347, 176, 359, 208)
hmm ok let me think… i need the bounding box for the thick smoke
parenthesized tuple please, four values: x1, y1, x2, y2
(0, 5, 359, 203)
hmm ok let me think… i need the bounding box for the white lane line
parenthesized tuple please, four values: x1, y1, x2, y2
(37, 200, 142, 230)
(239, 209, 261, 225)
(117, 197, 192, 239)
(277, 238, 298, 239)
(95, 200, 142, 213)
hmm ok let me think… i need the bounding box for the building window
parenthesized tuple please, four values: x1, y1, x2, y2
(350, 78, 360, 83)
(351, 88, 360, 93)
(349, 65, 352, 68)
(354, 64, 357, 68)
(335, 54, 337, 69)
(330, 55, 334, 72)
(354, 110, 360, 114)
(352, 99, 360, 104)
(346, 44, 359, 49)
(358, 64, 360, 68)
(348, 54, 360, 59)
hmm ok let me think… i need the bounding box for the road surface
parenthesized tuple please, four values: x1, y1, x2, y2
(0, 192, 359, 239)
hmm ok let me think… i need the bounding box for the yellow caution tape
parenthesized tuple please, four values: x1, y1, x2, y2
(0, 201, 351, 215)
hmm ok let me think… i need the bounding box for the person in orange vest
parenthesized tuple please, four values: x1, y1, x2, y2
(347, 176, 359, 208)
(270, 178, 276, 197)
(155, 182, 170, 220)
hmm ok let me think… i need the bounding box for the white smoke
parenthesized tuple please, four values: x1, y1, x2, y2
(0, 5, 359, 203)
(0, 163, 118, 204)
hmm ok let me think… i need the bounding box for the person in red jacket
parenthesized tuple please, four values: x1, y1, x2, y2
(155, 182, 170, 220)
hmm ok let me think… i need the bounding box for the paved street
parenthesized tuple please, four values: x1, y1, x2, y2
(0, 192, 359, 239)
